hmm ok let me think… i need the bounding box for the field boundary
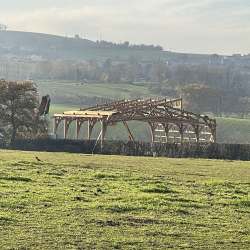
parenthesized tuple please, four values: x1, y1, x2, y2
(2, 139, 250, 161)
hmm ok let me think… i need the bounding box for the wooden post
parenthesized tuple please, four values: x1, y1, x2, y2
(53, 118, 57, 134)
(63, 118, 73, 139)
(193, 125, 199, 143)
(64, 118, 69, 139)
(53, 117, 62, 135)
(210, 123, 216, 142)
(100, 120, 107, 141)
(75, 118, 84, 139)
(148, 122, 156, 143)
(178, 124, 184, 142)
(162, 123, 169, 142)
(88, 119, 96, 139)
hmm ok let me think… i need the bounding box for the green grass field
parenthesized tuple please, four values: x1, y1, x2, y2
(216, 117, 250, 143)
(0, 150, 250, 249)
(36, 81, 154, 102)
(35, 80, 250, 143)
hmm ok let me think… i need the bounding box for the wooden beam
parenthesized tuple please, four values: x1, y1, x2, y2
(64, 118, 73, 139)
(52, 97, 216, 144)
(63, 110, 118, 116)
(75, 118, 85, 139)
(148, 122, 158, 143)
(53, 117, 63, 135)
(52, 114, 104, 119)
(88, 119, 96, 139)
(100, 120, 108, 141)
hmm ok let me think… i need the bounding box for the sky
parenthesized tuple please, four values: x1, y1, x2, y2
(1, 0, 250, 55)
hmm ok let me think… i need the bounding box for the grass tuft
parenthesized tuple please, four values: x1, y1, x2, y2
(94, 173, 119, 179)
(238, 200, 250, 207)
(141, 184, 177, 194)
(0, 176, 32, 182)
(98, 204, 143, 213)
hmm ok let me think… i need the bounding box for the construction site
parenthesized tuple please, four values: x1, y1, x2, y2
(51, 98, 216, 143)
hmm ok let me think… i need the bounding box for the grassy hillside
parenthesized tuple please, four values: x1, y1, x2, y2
(0, 30, 211, 61)
(36, 80, 250, 143)
(216, 117, 250, 143)
(1, 150, 250, 249)
(37, 80, 170, 141)
(36, 80, 154, 103)
(0, 30, 95, 48)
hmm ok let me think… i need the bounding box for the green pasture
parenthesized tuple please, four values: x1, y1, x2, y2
(37, 80, 156, 140)
(0, 150, 250, 249)
(216, 117, 250, 143)
(36, 80, 154, 102)
(36, 81, 250, 143)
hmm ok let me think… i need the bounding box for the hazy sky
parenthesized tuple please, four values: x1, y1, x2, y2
(1, 0, 249, 55)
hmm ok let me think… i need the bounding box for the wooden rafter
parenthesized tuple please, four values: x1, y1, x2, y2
(51, 98, 216, 142)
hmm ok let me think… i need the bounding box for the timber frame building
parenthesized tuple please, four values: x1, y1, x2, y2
(52, 98, 216, 143)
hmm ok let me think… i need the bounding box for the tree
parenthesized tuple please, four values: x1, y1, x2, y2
(179, 84, 237, 116)
(174, 66, 194, 86)
(52, 59, 66, 79)
(124, 41, 129, 47)
(180, 84, 212, 113)
(0, 79, 49, 145)
(34, 60, 52, 80)
(101, 73, 110, 83)
(1, 59, 10, 80)
(233, 97, 250, 119)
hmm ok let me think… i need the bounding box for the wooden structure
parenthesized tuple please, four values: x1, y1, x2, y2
(52, 98, 216, 143)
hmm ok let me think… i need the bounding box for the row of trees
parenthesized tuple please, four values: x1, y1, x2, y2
(96, 40, 163, 51)
(1, 57, 250, 118)
(30, 59, 246, 89)
(0, 79, 48, 145)
(1, 58, 245, 91)
(179, 84, 250, 118)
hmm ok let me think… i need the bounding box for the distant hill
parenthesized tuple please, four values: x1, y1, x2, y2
(0, 30, 212, 61)
(0, 30, 95, 49)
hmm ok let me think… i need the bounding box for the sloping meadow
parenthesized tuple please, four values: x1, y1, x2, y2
(0, 150, 250, 249)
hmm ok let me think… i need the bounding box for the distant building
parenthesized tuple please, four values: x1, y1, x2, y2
(222, 56, 235, 67)
(31, 54, 43, 61)
(138, 78, 147, 83)
(209, 54, 222, 66)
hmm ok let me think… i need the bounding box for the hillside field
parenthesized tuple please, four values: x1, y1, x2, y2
(35, 81, 250, 143)
(1, 150, 250, 249)
(0, 30, 212, 61)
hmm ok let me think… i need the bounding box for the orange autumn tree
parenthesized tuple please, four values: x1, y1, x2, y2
(0, 79, 49, 145)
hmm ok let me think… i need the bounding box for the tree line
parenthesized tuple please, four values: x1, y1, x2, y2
(1, 57, 250, 118)
(97, 40, 163, 51)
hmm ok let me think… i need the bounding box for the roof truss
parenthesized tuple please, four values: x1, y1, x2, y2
(52, 98, 216, 143)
